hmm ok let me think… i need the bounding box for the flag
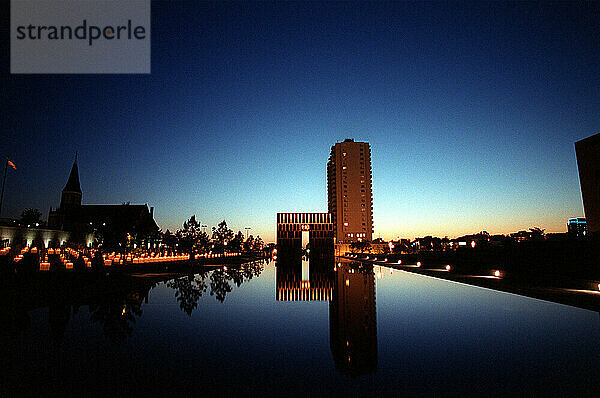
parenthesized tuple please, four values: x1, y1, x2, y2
(7, 159, 16, 170)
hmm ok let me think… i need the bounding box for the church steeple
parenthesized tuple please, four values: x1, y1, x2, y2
(63, 153, 81, 193)
(60, 155, 82, 209)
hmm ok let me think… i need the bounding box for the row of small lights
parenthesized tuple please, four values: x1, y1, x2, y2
(270, 249, 600, 292)
(346, 253, 505, 279)
(0, 246, 211, 270)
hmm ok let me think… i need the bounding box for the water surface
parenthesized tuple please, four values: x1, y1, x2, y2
(1, 259, 598, 396)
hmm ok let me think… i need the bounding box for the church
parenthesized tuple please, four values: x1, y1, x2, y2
(48, 156, 159, 247)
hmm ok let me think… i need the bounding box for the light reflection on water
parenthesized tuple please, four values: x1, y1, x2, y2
(0, 258, 598, 396)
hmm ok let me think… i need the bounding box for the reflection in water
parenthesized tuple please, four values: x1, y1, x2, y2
(0, 276, 156, 347)
(1, 258, 598, 396)
(49, 304, 71, 346)
(276, 255, 335, 301)
(88, 287, 148, 346)
(0, 307, 30, 338)
(330, 261, 377, 376)
(167, 260, 265, 309)
(168, 275, 208, 315)
(276, 254, 377, 376)
(0, 261, 266, 348)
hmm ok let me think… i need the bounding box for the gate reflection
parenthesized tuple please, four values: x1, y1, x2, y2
(276, 252, 377, 375)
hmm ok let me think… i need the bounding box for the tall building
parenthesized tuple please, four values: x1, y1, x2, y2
(575, 133, 600, 234)
(567, 217, 587, 239)
(327, 139, 373, 243)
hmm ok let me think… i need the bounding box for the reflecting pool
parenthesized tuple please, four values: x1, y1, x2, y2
(1, 258, 598, 396)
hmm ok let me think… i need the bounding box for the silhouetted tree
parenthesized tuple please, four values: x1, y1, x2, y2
(350, 240, 372, 253)
(20, 208, 41, 226)
(243, 235, 255, 252)
(212, 220, 234, 253)
(209, 270, 232, 302)
(163, 263, 265, 306)
(167, 275, 208, 316)
(177, 215, 211, 256)
(89, 293, 143, 347)
(253, 236, 264, 251)
(226, 267, 245, 287)
(229, 231, 244, 253)
(162, 229, 177, 251)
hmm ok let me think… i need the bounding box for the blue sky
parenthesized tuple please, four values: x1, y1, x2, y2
(2, 1, 599, 242)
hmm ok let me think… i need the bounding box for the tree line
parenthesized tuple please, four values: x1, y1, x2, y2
(162, 215, 264, 255)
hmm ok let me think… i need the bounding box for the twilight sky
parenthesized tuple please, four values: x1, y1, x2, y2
(2, 1, 599, 242)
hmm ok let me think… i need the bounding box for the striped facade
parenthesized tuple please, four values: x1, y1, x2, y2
(276, 213, 334, 254)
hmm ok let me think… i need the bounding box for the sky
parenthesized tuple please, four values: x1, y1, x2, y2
(1, 1, 599, 242)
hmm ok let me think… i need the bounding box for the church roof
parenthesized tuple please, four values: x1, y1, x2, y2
(81, 204, 158, 233)
(63, 158, 81, 193)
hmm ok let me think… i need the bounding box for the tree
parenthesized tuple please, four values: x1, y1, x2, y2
(176, 215, 211, 256)
(253, 236, 264, 251)
(229, 231, 244, 253)
(167, 274, 208, 316)
(212, 220, 234, 253)
(243, 235, 255, 252)
(212, 220, 234, 244)
(196, 231, 211, 253)
(209, 270, 232, 302)
(21, 208, 41, 226)
(162, 229, 177, 251)
(350, 240, 372, 253)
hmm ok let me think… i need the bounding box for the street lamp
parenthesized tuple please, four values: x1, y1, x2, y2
(245, 227, 251, 240)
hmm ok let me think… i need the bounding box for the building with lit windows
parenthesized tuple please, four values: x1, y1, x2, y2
(276, 212, 334, 256)
(567, 217, 587, 239)
(327, 139, 373, 243)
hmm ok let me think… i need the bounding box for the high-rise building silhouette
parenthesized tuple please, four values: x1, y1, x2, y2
(575, 133, 600, 234)
(327, 139, 373, 242)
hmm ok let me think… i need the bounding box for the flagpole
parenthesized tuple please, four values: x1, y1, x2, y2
(0, 157, 7, 218)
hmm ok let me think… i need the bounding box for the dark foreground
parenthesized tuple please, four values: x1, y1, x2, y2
(1, 258, 598, 397)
